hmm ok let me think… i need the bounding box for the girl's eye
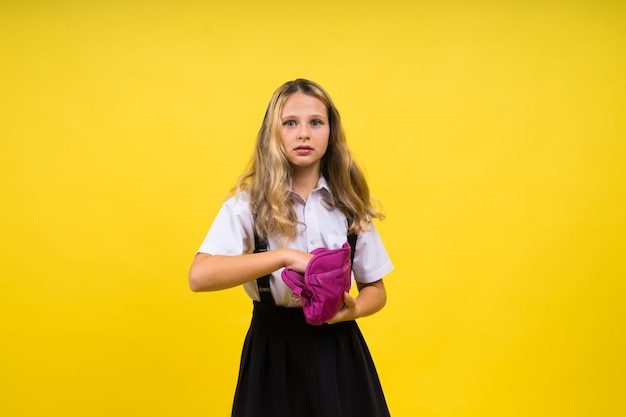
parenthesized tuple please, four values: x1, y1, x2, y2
(311, 120, 322, 126)
(283, 120, 296, 127)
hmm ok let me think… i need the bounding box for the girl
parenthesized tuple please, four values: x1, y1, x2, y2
(189, 79, 393, 417)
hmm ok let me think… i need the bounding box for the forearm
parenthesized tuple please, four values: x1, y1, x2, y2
(188, 248, 312, 292)
(354, 279, 387, 318)
(189, 251, 284, 292)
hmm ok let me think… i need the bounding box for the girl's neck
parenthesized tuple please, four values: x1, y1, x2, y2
(290, 166, 320, 201)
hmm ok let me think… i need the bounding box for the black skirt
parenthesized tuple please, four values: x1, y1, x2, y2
(231, 301, 390, 417)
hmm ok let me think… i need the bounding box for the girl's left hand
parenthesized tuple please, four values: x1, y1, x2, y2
(324, 279, 387, 324)
(325, 292, 357, 324)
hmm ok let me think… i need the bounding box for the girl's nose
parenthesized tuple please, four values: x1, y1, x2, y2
(298, 126, 310, 139)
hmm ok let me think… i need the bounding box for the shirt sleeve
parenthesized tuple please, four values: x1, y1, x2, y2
(352, 223, 394, 283)
(197, 194, 254, 256)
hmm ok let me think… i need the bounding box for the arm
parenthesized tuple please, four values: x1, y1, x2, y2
(188, 249, 313, 292)
(325, 279, 387, 324)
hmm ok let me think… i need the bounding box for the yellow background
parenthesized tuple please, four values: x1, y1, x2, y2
(2, 1, 625, 416)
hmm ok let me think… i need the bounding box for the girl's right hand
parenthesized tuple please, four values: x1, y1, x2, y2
(282, 249, 314, 274)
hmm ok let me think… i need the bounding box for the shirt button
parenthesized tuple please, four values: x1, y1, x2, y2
(310, 239, 316, 245)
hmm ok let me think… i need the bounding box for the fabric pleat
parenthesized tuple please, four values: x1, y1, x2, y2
(231, 302, 390, 417)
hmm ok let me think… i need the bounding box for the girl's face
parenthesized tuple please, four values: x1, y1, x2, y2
(280, 92, 330, 174)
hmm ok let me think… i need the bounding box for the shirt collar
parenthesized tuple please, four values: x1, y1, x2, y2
(316, 176, 335, 204)
(288, 176, 334, 204)
(316, 176, 331, 193)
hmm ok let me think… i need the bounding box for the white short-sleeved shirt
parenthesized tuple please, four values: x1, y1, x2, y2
(197, 176, 393, 307)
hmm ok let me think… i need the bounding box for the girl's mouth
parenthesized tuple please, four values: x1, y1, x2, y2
(294, 147, 313, 154)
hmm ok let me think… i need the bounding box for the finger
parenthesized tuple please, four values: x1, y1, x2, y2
(343, 292, 356, 306)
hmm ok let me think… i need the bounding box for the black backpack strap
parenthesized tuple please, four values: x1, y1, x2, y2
(253, 229, 274, 304)
(347, 232, 357, 267)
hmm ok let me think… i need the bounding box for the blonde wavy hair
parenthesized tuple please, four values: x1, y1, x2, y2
(233, 79, 384, 243)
